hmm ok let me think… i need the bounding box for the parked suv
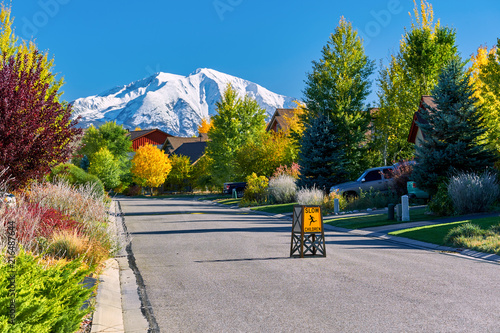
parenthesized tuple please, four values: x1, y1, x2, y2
(329, 166, 395, 198)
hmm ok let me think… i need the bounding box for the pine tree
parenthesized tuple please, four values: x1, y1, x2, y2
(297, 113, 347, 191)
(303, 16, 374, 178)
(412, 59, 496, 196)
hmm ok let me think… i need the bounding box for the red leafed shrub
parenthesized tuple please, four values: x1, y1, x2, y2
(273, 163, 301, 179)
(389, 160, 414, 197)
(0, 52, 82, 189)
(3, 202, 83, 244)
(37, 206, 84, 238)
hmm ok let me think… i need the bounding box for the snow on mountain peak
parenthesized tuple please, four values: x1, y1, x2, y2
(71, 69, 296, 137)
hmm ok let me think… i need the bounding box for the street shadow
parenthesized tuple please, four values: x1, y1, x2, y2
(130, 225, 291, 236)
(194, 256, 292, 263)
(122, 210, 263, 217)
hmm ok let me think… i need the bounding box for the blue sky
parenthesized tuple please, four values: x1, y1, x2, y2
(10, 0, 500, 105)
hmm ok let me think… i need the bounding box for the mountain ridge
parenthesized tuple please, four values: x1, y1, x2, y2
(71, 68, 297, 136)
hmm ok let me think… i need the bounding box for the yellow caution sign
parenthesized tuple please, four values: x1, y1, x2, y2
(290, 205, 326, 257)
(303, 206, 322, 233)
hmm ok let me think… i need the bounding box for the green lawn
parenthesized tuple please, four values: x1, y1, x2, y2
(325, 207, 441, 230)
(250, 203, 297, 214)
(217, 198, 241, 205)
(389, 216, 500, 246)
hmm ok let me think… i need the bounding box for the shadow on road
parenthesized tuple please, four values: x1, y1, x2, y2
(130, 225, 291, 235)
(194, 257, 292, 263)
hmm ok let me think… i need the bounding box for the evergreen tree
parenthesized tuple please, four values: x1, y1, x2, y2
(412, 59, 496, 196)
(80, 155, 90, 172)
(303, 16, 374, 178)
(297, 113, 347, 191)
(206, 84, 266, 185)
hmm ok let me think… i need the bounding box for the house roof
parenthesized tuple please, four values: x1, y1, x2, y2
(171, 141, 208, 164)
(408, 95, 434, 144)
(127, 129, 172, 141)
(162, 133, 209, 154)
(266, 108, 296, 132)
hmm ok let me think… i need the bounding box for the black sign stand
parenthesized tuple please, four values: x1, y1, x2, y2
(290, 205, 326, 258)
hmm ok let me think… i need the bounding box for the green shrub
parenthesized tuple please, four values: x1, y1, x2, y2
(49, 164, 105, 198)
(323, 192, 347, 213)
(427, 182, 454, 216)
(240, 173, 268, 206)
(0, 250, 95, 332)
(345, 188, 397, 211)
(447, 172, 500, 215)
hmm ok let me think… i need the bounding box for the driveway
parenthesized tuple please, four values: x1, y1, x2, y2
(117, 197, 500, 333)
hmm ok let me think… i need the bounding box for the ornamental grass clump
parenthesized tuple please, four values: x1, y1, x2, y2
(296, 187, 324, 206)
(268, 175, 297, 204)
(444, 223, 500, 255)
(0, 180, 117, 264)
(447, 172, 499, 215)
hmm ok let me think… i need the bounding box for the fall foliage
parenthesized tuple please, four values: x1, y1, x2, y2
(0, 52, 80, 189)
(197, 117, 212, 134)
(131, 143, 172, 188)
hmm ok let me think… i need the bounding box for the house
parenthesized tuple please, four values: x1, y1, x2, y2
(127, 129, 173, 151)
(408, 95, 436, 147)
(162, 133, 209, 164)
(266, 108, 296, 132)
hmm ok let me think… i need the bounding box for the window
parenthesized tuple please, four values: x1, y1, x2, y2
(364, 170, 382, 182)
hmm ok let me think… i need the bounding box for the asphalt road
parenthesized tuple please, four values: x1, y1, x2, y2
(118, 197, 500, 333)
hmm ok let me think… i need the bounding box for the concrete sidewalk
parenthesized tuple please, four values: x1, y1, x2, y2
(91, 200, 149, 333)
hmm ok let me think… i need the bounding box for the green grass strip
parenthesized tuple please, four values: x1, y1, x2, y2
(389, 216, 500, 246)
(217, 198, 241, 205)
(250, 203, 297, 214)
(325, 207, 440, 229)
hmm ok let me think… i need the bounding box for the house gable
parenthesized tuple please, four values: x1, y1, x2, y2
(408, 95, 435, 146)
(266, 108, 296, 132)
(127, 129, 172, 150)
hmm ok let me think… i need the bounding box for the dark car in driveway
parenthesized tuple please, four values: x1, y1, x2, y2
(329, 166, 395, 198)
(223, 182, 247, 198)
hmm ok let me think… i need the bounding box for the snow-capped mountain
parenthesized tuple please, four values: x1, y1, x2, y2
(71, 68, 297, 136)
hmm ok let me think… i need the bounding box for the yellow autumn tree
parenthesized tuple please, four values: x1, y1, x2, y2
(469, 44, 500, 154)
(131, 143, 172, 188)
(282, 100, 307, 137)
(0, 4, 64, 101)
(197, 117, 212, 134)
